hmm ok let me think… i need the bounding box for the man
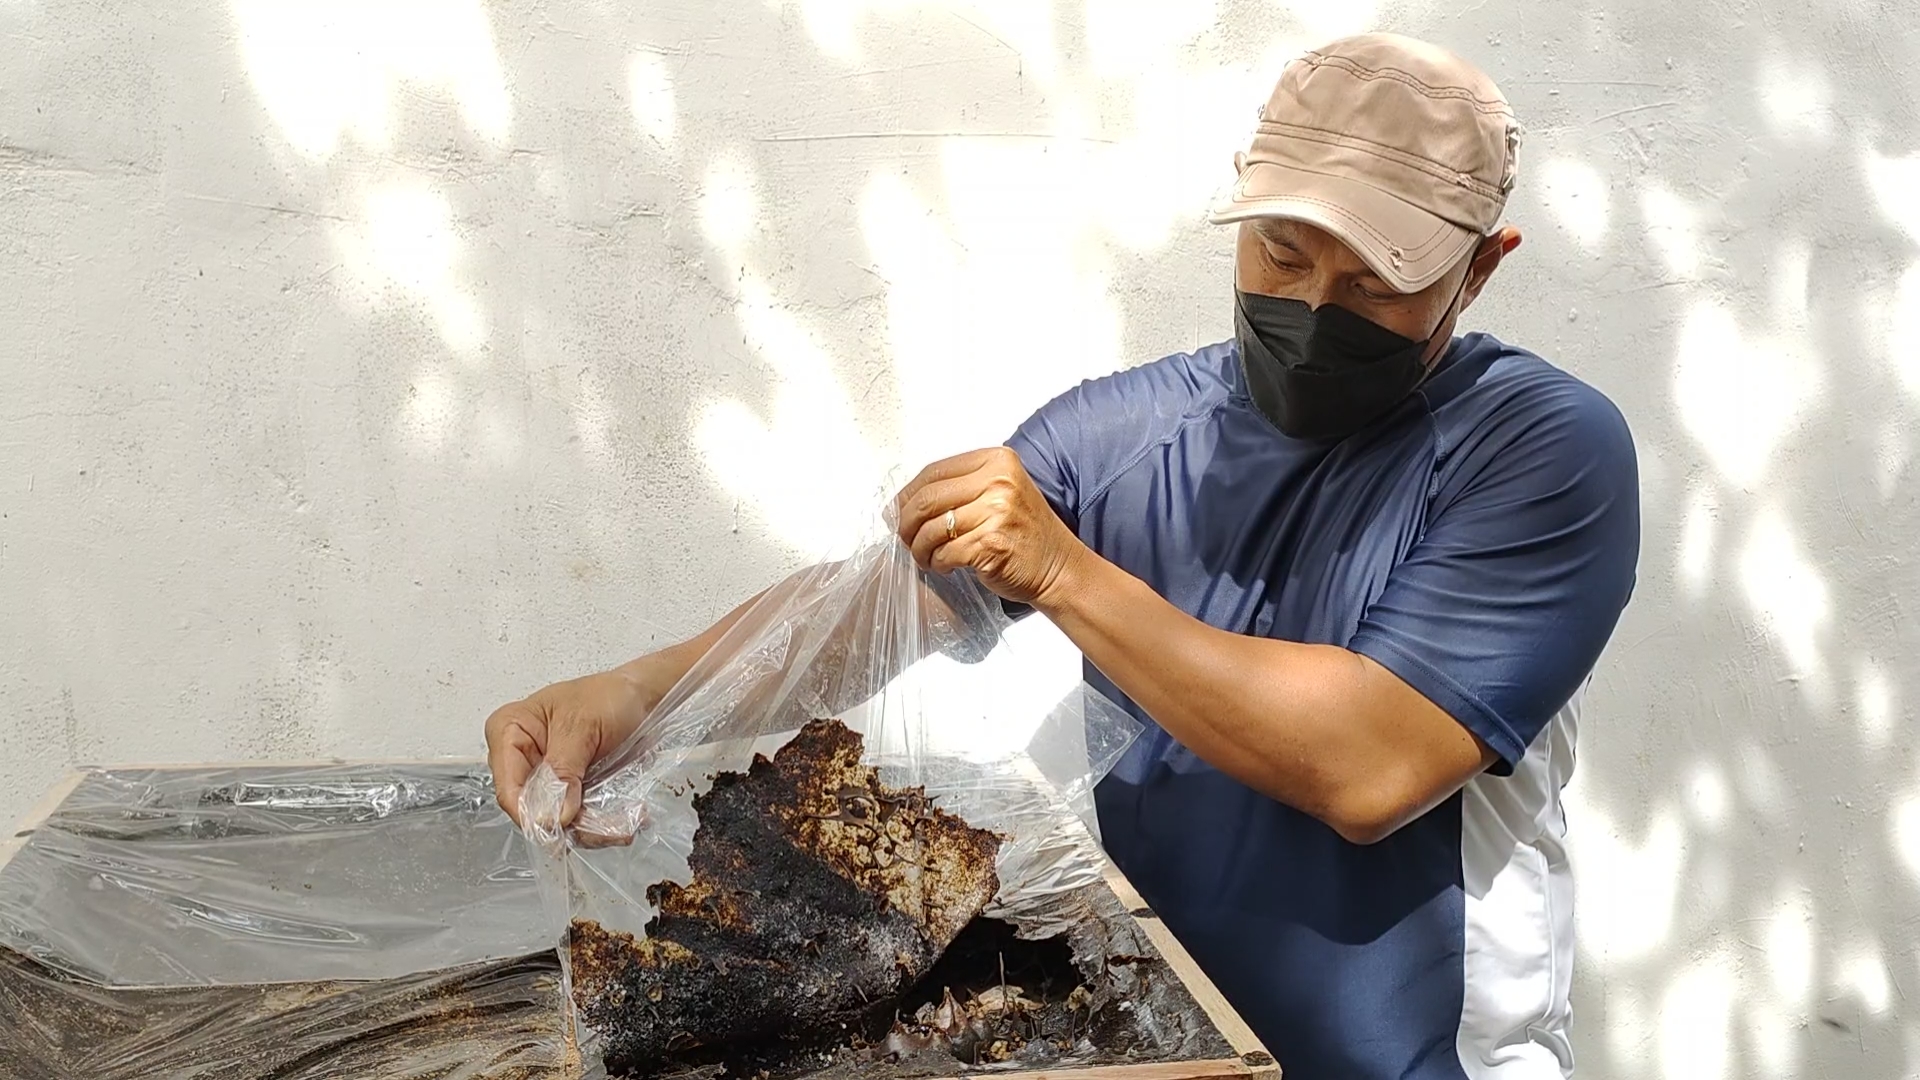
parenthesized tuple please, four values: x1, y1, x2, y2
(486, 32, 1638, 1080)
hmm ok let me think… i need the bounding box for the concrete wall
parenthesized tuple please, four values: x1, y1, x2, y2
(3, 0, 1917, 1075)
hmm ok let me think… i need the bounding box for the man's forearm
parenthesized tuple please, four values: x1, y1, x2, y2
(1032, 552, 1487, 842)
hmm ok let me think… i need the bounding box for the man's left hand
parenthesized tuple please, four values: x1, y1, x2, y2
(894, 447, 1088, 608)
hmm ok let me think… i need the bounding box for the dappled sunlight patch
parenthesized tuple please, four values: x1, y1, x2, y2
(1601, 981, 1652, 1076)
(1537, 157, 1611, 250)
(1757, 51, 1834, 145)
(856, 172, 972, 464)
(331, 181, 489, 355)
(1672, 298, 1822, 490)
(1833, 942, 1892, 1017)
(1889, 789, 1920, 887)
(1676, 477, 1718, 599)
(1686, 762, 1729, 831)
(941, 0, 1061, 83)
(230, 0, 511, 160)
(1084, 0, 1218, 77)
(1861, 145, 1920, 245)
(1267, 0, 1379, 45)
(856, 140, 1128, 464)
(1735, 505, 1830, 688)
(1639, 181, 1706, 280)
(629, 52, 679, 153)
(1739, 993, 1800, 1080)
(1564, 781, 1686, 965)
(1658, 949, 1737, 1080)
(1761, 882, 1816, 1007)
(694, 277, 887, 556)
(1852, 658, 1895, 751)
(1098, 66, 1270, 251)
(699, 150, 762, 262)
(781, 0, 1060, 82)
(780, 0, 865, 62)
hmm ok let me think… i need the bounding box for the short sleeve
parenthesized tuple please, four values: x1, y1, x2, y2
(1007, 389, 1088, 533)
(997, 391, 1086, 622)
(1345, 383, 1641, 773)
(1007, 356, 1196, 528)
(1000, 350, 1219, 621)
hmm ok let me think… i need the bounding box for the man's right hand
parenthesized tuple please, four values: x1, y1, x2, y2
(484, 664, 668, 831)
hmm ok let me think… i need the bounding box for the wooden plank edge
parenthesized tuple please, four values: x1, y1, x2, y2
(0, 770, 87, 877)
(999, 756, 1275, 1071)
(1098, 862, 1270, 1065)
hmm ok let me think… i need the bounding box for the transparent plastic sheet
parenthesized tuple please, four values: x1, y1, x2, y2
(0, 765, 571, 1078)
(519, 511, 1145, 1073)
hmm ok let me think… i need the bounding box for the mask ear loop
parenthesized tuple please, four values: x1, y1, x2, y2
(1417, 241, 1489, 372)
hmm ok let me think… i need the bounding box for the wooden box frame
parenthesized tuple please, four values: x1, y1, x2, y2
(1, 760, 1280, 1080)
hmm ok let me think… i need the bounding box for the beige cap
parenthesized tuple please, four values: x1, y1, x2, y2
(1209, 32, 1520, 294)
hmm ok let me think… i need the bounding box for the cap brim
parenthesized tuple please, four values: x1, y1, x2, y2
(1208, 159, 1477, 294)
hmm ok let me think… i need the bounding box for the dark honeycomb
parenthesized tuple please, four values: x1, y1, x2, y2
(570, 719, 1004, 1074)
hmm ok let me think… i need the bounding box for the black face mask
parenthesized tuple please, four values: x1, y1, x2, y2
(1234, 282, 1461, 442)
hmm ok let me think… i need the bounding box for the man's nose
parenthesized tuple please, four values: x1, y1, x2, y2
(1295, 274, 1340, 313)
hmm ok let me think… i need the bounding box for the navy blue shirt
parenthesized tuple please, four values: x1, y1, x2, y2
(1006, 333, 1639, 1080)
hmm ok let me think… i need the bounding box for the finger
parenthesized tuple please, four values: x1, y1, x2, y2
(485, 705, 545, 827)
(573, 800, 651, 848)
(493, 744, 534, 826)
(909, 448, 1004, 488)
(540, 720, 599, 828)
(575, 825, 638, 849)
(897, 471, 993, 547)
(927, 527, 981, 575)
(895, 449, 1003, 520)
(909, 497, 985, 570)
(928, 516, 1009, 578)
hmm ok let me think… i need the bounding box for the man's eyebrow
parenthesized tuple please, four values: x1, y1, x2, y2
(1251, 220, 1305, 255)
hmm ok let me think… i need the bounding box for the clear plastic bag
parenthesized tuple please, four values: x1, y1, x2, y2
(519, 507, 1143, 1072)
(0, 764, 570, 1079)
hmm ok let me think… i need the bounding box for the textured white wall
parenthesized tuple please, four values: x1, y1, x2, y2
(4, 0, 1919, 1076)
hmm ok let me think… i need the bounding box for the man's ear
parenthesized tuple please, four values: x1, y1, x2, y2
(1462, 225, 1522, 307)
